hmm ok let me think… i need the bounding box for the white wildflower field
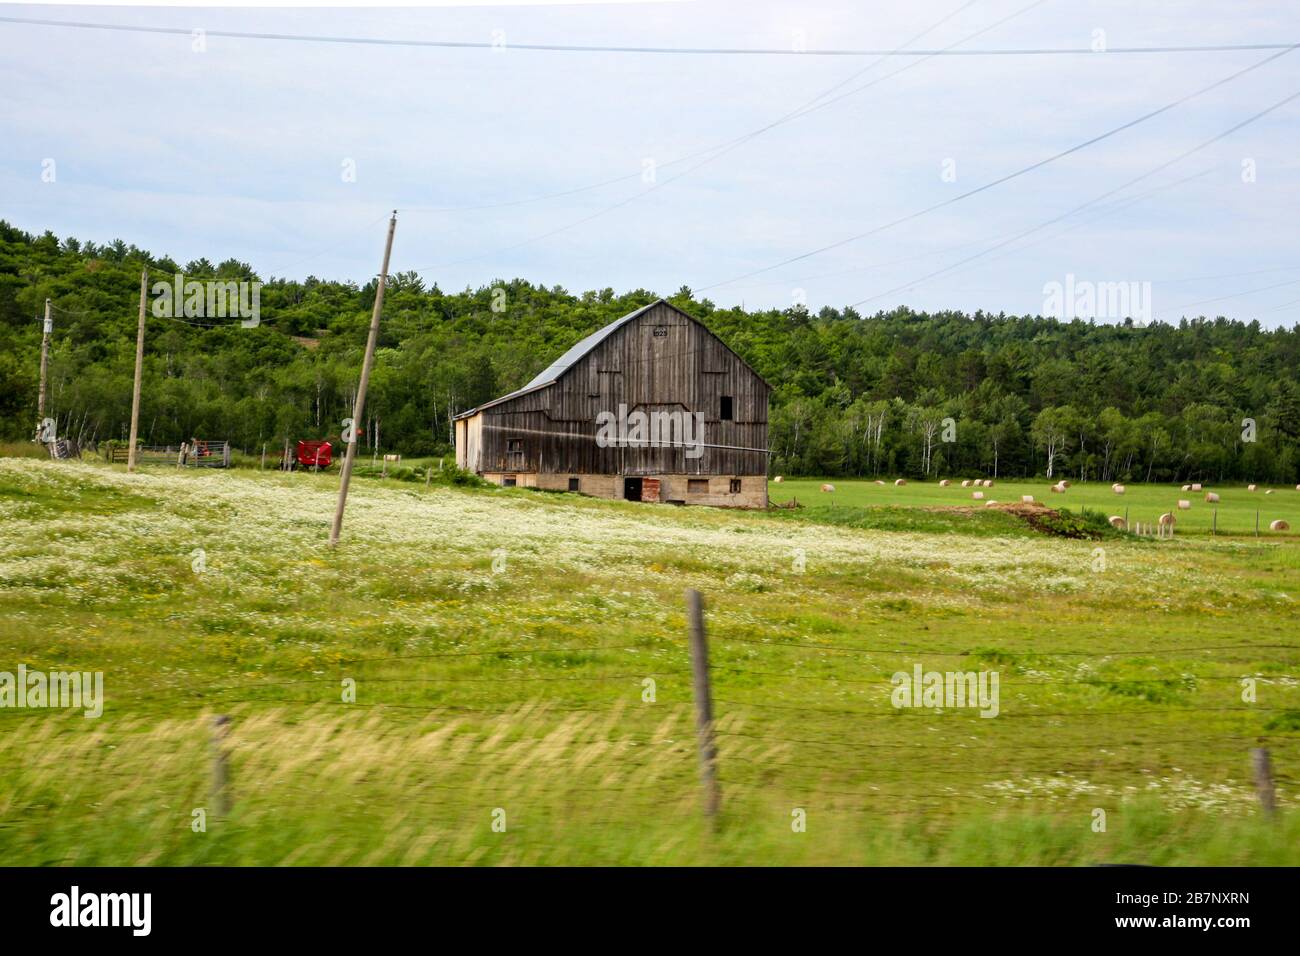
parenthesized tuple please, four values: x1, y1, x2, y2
(0, 458, 1296, 864)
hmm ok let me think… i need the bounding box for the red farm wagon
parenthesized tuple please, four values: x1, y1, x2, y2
(294, 440, 333, 470)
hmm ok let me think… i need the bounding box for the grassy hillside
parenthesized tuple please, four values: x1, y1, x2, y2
(6, 221, 1300, 483)
(0, 459, 1297, 865)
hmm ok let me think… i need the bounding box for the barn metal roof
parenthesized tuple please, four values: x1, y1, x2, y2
(452, 299, 663, 419)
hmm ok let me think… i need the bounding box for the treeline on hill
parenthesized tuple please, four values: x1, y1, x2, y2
(2, 220, 1299, 483)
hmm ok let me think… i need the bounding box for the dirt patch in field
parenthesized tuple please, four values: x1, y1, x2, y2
(930, 502, 1100, 539)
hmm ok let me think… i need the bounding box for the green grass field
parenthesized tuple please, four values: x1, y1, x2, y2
(1, 459, 1297, 865)
(770, 477, 1300, 537)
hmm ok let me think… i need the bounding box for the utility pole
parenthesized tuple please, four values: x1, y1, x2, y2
(330, 212, 397, 548)
(127, 268, 148, 472)
(686, 589, 722, 823)
(38, 300, 51, 425)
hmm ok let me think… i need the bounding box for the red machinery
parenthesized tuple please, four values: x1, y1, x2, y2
(295, 440, 333, 470)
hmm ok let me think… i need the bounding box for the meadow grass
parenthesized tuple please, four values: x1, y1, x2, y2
(0, 458, 1296, 865)
(772, 477, 1300, 537)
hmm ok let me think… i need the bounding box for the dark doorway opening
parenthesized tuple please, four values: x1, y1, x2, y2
(624, 477, 642, 501)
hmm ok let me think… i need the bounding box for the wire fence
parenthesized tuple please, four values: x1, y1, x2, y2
(4, 593, 1294, 834)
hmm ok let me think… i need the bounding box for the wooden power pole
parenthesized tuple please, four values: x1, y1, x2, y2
(127, 268, 148, 472)
(37, 299, 51, 425)
(686, 589, 722, 822)
(330, 212, 397, 548)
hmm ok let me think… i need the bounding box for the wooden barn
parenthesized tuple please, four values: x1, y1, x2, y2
(453, 300, 771, 508)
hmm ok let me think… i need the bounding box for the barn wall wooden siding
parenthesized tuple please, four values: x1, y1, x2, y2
(470, 303, 769, 478)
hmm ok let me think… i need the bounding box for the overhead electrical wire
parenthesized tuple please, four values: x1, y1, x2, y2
(402, 0, 991, 215)
(10, 11, 1297, 310)
(848, 86, 1300, 309)
(697, 41, 1300, 293)
(1, 15, 1293, 58)
(400, 0, 1052, 272)
(1162, 274, 1300, 314)
(724, 166, 1217, 297)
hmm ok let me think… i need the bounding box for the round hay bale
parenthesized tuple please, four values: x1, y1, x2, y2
(1248, 483, 1257, 492)
(773, 475, 783, 483)
(1022, 495, 1035, 503)
(1265, 489, 1274, 495)
(1159, 512, 1176, 526)
(1270, 519, 1290, 532)
(1058, 480, 1070, 489)
(1181, 484, 1191, 491)
(961, 480, 971, 488)
(820, 483, 835, 493)
(1112, 483, 1126, 494)
(938, 479, 950, 487)
(1205, 492, 1220, 503)
(983, 479, 994, 487)
(895, 478, 907, 486)
(1191, 483, 1203, 492)
(875, 480, 886, 486)
(1108, 515, 1126, 529)
(972, 491, 984, 500)
(1178, 499, 1191, 510)
(1050, 483, 1064, 493)
(985, 500, 998, 507)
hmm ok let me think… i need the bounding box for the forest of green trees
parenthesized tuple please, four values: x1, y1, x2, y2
(3, 219, 1298, 483)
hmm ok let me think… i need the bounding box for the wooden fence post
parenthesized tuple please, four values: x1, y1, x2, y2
(1255, 509, 1260, 538)
(260, 444, 266, 471)
(1212, 507, 1217, 536)
(686, 589, 721, 823)
(1252, 747, 1276, 817)
(211, 714, 232, 818)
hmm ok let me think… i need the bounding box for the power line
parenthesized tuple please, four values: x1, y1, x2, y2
(401, 0, 1048, 271)
(1164, 274, 1300, 315)
(1261, 294, 1300, 314)
(402, 0, 990, 252)
(698, 41, 1300, 293)
(849, 87, 1300, 309)
(718, 635, 1299, 658)
(813, 177, 1294, 312)
(403, 0, 989, 217)
(3, 15, 1293, 58)
(725, 166, 1217, 297)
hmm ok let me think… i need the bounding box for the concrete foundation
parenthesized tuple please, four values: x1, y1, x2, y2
(482, 473, 768, 509)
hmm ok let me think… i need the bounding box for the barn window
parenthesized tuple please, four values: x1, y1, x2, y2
(730, 478, 742, 494)
(502, 476, 517, 487)
(720, 396, 734, 421)
(688, 478, 709, 495)
(506, 437, 524, 468)
(568, 477, 580, 492)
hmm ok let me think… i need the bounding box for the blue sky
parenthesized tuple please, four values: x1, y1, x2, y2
(2, 0, 1298, 323)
